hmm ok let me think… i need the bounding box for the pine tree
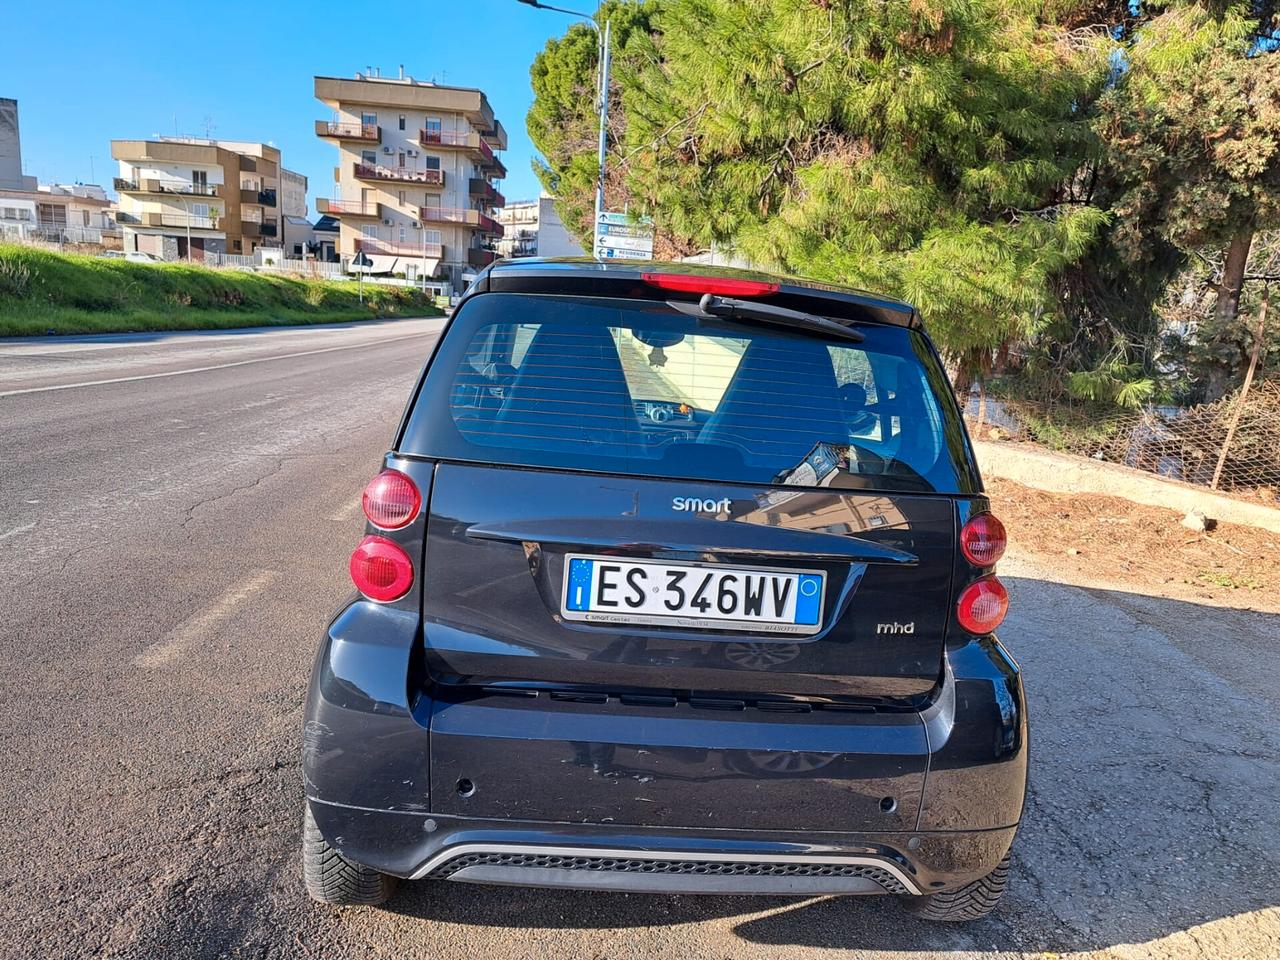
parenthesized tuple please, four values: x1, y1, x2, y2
(529, 0, 1112, 359)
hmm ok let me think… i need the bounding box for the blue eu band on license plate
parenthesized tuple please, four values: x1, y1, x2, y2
(561, 555, 825, 636)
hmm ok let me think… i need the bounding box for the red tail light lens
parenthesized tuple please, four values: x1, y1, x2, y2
(362, 469, 421, 530)
(956, 575, 1009, 634)
(349, 535, 414, 602)
(960, 512, 1006, 567)
(641, 273, 780, 297)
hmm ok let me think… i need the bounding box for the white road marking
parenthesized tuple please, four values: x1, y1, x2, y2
(0, 522, 36, 541)
(327, 498, 365, 522)
(135, 570, 281, 669)
(0, 332, 432, 398)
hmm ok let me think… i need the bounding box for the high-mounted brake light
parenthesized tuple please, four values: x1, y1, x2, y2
(349, 535, 414, 602)
(362, 469, 421, 530)
(956, 575, 1009, 635)
(960, 512, 1006, 567)
(642, 273, 780, 298)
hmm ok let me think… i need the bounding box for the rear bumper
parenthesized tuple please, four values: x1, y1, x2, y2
(307, 799, 1017, 895)
(303, 600, 1027, 895)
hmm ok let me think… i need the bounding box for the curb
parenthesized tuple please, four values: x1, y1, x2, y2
(973, 439, 1280, 534)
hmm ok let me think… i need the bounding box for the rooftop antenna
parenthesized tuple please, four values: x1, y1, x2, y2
(202, 115, 216, 138)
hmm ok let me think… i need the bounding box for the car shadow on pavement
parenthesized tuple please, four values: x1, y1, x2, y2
(386, 576, 1280, 956)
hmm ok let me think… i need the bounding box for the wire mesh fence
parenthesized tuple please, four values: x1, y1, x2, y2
(966, 380, 1280, 503)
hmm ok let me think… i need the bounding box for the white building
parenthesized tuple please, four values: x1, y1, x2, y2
(314, 69, 508, 290)
(494, 195, 585, 260)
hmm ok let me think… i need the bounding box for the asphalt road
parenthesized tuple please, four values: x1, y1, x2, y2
(1, 319, 1276, 960)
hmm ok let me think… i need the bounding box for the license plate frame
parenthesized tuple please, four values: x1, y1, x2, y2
(560, 554, 826, 636)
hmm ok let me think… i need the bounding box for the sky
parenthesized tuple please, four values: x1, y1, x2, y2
(0, 0, 581, 211)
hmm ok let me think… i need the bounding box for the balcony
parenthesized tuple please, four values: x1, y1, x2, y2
(468, 248, 498, 268)
(316, 198, 381, 219)
(114, 177, 220, 198)
(140, 212, 221, 230)
(469, 178, 506, 208)
(354, 163, 444, 188)
(240, 156, 279, 179)
(355, 238, 444, 258)
(419, 129, 506, 177)
(315, 120, 380, 142)
(239, 187, 278, 207)
(420, 206, 504, 237)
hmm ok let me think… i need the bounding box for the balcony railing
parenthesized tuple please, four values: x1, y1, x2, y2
(259, 220, 278, 237)
(468, 248, 498, 268)
(114, 177, 219, 197)
(469, 178, 506, 208)
(420, 206, 504, 237)
(355, 238, 444, 258)
(157, 181, 218, 197)
(418, 128, 474, 148)
(354, 163, 444, 187)
(316, 199, 381, 218)
(316, 120, 380, 141)
(141, 212, 220, 230)
(259, 189, 277, 207)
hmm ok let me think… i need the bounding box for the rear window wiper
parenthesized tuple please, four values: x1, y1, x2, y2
(679, 293, 865, 343)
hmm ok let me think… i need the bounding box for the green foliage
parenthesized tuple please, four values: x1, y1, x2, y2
(1098, 7, 1280, 263)
(0, 244, 441, 336)
(527, 0, 1280, 399)
(530, 0, 1114, 355)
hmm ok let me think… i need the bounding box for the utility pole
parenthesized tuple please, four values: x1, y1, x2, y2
(516, 0, 610, 259)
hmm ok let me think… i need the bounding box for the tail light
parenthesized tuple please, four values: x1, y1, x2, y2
(362, 469, 421, 529)
(641, 273, 780, 297)
(960, 512, 1006, 567)
(956, 575, 1009, 634)
(349, 535, 414, 602)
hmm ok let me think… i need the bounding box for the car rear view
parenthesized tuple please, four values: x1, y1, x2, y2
(302, 262, 1026, 922)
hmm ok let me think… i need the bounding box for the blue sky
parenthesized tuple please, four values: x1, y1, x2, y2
(0, 0, 580, 210)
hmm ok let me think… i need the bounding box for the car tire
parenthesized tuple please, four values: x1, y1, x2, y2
(903, 853, 1010, 922)
(302, 804, 397, 906)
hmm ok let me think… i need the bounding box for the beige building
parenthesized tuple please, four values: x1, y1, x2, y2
(314, 70, 507, 290)
(495, 195, 584, 260)
(111, 137, 300, 260)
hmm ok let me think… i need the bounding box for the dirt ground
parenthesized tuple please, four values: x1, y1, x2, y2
(987, 476, 1280, 614)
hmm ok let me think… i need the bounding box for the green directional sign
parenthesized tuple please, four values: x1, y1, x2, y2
(595, 211, 654, 261)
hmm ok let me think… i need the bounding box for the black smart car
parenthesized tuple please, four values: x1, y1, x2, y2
(302, 260, 1025, 922)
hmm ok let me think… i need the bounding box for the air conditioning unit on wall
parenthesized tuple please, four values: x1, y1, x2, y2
(383, 146, 393, 154)
(383, 218, 393, 226)
(411, 221, 421, 229)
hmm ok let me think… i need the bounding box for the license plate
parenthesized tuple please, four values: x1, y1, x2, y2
(561, 555, 825, 636)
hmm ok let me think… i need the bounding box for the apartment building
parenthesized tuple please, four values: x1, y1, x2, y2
(494, 195, 585, 260)
(111, 137, 298, 260)
(314, 70, 507, 290)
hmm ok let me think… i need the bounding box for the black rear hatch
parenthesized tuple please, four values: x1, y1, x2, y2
(402, 290, 978, 703)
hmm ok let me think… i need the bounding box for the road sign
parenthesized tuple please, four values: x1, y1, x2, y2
(595, 211, 654, 261)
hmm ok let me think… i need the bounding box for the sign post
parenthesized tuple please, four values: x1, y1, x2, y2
(352, 250, 372, 304)
(594, 211, 654, 261)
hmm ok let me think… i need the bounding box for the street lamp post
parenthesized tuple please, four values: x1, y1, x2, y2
(517, 0, 610, 259)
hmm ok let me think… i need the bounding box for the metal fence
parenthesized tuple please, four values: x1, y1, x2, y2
(967, 380, 1280, 500)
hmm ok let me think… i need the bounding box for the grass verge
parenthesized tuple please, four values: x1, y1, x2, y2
(0, 243, 442, 336)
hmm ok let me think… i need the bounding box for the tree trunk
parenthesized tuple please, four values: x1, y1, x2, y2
(1216, 229, 1253, 327)
(1205, 229, 1255, 402)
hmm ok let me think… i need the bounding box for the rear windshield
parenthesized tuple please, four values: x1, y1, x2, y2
(401, 293, 977, 494)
